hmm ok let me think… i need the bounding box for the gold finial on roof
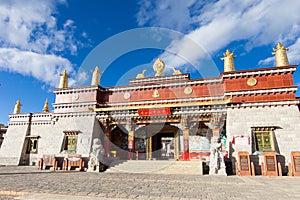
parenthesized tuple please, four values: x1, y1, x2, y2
(43, 99, 49, 112)
(59, 70, 70, 88)
(91, 66, 102, 86)
(172, 67, 182, 75)
(221, 49, 236, 72)
(136, 69, 146, 79)
(13, 100, 22, 114)
(272, 42, 289, 67)
(153, 58, 165, 76)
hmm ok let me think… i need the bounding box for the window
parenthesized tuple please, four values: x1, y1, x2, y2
(62, 131, 79, 152)
(26, 137, 38, 153)
(253, 130, 274, 152)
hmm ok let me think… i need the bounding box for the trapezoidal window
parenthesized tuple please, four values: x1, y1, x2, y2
(252, 129, 274, 152)
(26, 136, 40, 154)
(62, 131, 79, 152)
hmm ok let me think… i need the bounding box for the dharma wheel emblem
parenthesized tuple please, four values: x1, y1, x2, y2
(124, 92, 131, 99)
(247, 78, 257, 86)
(184, 86, 193, 95)
(72, 93, 79, 101)
(153, 58, 165, 76)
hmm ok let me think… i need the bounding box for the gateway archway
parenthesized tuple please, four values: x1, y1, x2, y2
(135, 123, 180, 160)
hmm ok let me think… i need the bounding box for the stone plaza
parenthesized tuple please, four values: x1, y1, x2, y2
(0, 166, 300, 200)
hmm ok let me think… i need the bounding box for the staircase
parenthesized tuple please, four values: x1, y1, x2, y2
(105, 160, 206, 175)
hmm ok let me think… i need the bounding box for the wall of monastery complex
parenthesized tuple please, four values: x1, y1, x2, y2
(227, 104, 300, 165)
(0, 112, 102, 166)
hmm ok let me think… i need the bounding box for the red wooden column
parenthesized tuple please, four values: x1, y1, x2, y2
(181, 116, 190, 161)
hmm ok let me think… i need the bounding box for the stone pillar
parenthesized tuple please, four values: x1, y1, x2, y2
(181, 116, 190, 161)
(146, 137, 149, 160)
(149, 136, 152, 160)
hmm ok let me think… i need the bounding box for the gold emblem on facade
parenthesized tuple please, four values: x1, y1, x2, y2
(184, 86, 193, 95)
(247, 78, 257, 86)
(72, 93, 79, 101)
(152, 89, 159, 98)
(153, 58, 165, 76)
(124, 92, 131, 100)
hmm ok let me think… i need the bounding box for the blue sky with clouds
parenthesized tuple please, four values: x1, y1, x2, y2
(0, 0, 300, 124)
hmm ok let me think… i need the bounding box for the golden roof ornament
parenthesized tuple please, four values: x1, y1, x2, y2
(91, 66, 102, 86)
(13, 100, 22, 114)
(153, 58, 165, 76)
(221, 49, 236, 72)
(59, 70, 70, 88)
(136, 69, 146, 79)
(272, 42, 289, 67)
(43, 99, 49, 112)
(172, 67, 182, 75)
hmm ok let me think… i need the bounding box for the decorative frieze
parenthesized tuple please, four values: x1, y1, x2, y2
(225, 87, 297, 96)
(222, 66, 296, 78)
(100, 96, 225, 107)
(111, 78, 222, 92)
(229, 100, 300, 109)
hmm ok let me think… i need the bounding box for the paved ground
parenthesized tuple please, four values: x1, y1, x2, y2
(0, 166, 300, 200)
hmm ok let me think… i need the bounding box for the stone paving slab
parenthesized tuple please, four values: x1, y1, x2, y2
(0, 166, 300, 199)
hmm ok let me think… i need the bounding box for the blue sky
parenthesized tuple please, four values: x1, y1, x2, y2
(0, 0, 300, 125)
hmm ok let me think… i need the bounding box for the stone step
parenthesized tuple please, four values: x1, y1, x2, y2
(106, 160, 205, 174)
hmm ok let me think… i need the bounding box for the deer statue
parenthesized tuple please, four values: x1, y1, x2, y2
(136, 69, 146, 79)
(172, 67, 182, 75)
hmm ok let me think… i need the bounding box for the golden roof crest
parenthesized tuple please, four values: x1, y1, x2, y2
(153, 58, 165, 76)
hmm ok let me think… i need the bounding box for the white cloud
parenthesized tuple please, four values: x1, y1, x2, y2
(137, 0, 300, 69)
(0, 0, 81, 87)
(0, 48, 74, 87)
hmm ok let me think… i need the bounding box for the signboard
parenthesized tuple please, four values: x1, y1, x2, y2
(263, 152, 278, 176)
(291, 151, 300, 176)
(237, 151, 251, 176)
(138, 108, 171, 116)
(232, 135, 250, 146)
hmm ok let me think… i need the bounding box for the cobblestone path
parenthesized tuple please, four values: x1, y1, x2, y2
(0, 166, 300, 200)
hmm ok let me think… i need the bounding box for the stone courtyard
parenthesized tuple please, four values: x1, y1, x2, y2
(0, 166, 300, 200)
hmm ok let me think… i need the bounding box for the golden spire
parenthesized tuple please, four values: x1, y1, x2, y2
(153, 58, 165, 76)
(59, 70, 70, 88)
(221, 50, 236, 72)
(43, 99, 49, 112)
(13, 100, 22, 114)
(272, 42, 289, 67)
(91, 66, 102, 86)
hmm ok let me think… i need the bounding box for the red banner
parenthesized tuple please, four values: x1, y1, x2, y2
(138, 108, 171, 116)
